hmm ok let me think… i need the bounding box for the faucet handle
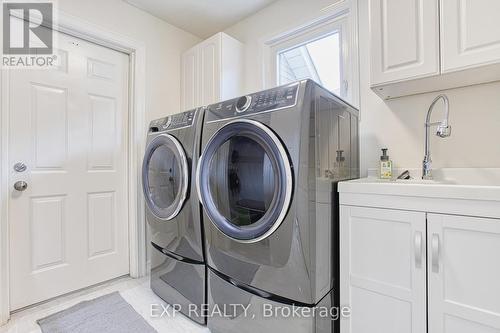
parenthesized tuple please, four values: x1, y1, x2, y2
(436, 124, 451, 138)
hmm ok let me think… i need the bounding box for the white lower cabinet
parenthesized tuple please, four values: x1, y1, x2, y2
(427, 214, 500, 333)
(340, 206, 427, 333)
(341, 207, 500, 333)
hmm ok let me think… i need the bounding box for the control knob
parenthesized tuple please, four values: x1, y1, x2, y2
(236, 95, 252, 113)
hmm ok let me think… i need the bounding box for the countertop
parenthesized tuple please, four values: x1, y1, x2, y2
(338, 168, 500, 218)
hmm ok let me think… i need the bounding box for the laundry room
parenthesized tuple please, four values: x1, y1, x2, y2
(1, 0, 499, 332)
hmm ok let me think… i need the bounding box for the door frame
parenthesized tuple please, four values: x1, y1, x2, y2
(0, 10, 147, 324)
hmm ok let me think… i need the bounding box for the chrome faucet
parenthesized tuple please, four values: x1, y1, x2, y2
(422, 95, 451, 180)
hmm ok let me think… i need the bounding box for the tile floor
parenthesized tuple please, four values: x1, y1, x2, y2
(0, 276, 209, 333)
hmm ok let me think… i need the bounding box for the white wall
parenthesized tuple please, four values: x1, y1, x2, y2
(225, 0, 500, 176)
(58, 0, 201, 121)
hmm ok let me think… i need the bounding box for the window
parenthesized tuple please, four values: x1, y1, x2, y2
(278, 31, 342, 96)
(265, 3, 359, 106)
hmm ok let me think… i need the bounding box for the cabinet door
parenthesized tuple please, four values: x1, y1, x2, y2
(428, 214, 500, 333)
(219, 33, 243, 101)
(181, 47, 198, 111)
(369, 0, 439, 85)
(440, 0, 500, 73)
(198, 34, 221, 106)
(340, 206, 427, 333)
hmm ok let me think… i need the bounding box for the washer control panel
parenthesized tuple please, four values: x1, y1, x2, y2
(208, 83, 299, 120)
(149, 109, 196, 132)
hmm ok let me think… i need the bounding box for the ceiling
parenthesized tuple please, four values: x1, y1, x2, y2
(124, 0, 278, 38)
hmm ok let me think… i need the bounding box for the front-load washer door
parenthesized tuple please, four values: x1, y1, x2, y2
(143, 134, 189, 221)
(197, 119, 293, 243)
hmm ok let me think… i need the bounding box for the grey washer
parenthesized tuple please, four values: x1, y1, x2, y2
(197, 80, 360, 333)
(142, 108, 206, 325)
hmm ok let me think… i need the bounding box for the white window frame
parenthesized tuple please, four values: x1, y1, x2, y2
(263, 0, 359, 107)
(274, 20, 347, 97)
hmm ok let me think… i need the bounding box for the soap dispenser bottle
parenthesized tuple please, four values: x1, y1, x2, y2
(379, 148, 393, 179)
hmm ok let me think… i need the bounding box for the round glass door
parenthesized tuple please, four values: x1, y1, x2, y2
(142, 134, 188, 220)
(197, 119, 293, 243)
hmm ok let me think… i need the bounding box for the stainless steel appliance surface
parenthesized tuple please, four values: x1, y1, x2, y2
(196, 80, 360, 332)
(142, 108, 206, 324)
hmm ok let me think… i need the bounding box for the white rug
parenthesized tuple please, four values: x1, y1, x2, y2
(37, 292, 156, 333)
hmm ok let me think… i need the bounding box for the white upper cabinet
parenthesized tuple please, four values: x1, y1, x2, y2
(440, 0, 500, 72)
(198, 36, 221, 107)
(370, 0, 500, 99)
(181, 47, 198, 111)
(181, 32, 243, 111)
(369, 0, 439, 85)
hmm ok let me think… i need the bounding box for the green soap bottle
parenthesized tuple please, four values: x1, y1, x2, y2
(379, 148, 392, 179)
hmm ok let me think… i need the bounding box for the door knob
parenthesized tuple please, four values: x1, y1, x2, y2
(13, 181, 28, 191)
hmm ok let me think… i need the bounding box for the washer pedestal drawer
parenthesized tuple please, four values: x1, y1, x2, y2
(150, 245, 206, 325)
(207, 269, 336, 333)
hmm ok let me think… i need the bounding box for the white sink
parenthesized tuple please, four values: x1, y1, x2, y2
(340, 168, 500, 201)
(359, 178, 452, 185)
(395, 178, 456, 185)
(360, 168, 500, 187)
(431, 168, 500, 186)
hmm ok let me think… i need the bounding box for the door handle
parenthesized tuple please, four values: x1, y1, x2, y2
(414, 231, 423, 268)
(432, 233, 440, 273)
(13, 181, 28, 192)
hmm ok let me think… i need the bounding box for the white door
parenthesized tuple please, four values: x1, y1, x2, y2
(440, 0, 500, 73)
(340, 206, 427, 333)
(369, 0, 440, 85)
(8, 30, 130, 310)
(428, 214, 500, 333)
